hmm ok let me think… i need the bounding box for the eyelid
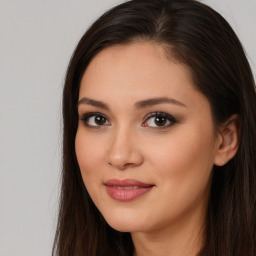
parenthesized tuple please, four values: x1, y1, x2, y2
(142, 112, 178, 128)
(79, 112, 111, 128)
(79, 111, 178, 129)
(79, 111, 107, 120)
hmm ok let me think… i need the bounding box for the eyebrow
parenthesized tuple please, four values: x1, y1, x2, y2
(135, 97, 187, 109)
(77, 96, 187, 110)
(77, 97, 110, 110)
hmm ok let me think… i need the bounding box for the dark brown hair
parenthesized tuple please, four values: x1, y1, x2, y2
(53, 0, 256, 255)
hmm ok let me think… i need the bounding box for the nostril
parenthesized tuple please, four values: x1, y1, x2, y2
(106, 142, 144, 170)
(108, 161, 141, 171)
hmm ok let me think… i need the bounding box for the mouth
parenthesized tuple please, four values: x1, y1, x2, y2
(104, 179, 155, 202)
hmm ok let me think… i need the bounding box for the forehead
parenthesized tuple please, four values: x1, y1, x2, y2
(79, 42, 208, 111)
(81, 43, 192, 90)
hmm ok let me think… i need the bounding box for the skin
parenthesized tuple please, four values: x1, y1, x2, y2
(75, 42, 239, 256)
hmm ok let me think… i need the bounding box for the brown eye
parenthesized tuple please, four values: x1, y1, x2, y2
(154, 116, 167, 126)
(94, 115, 107, 125)
(143, 112, 177, 128)
(80, 113, 110, 127)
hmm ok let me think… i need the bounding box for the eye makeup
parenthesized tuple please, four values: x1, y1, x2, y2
(79, 112, 110, 129)
(142, 112, 178, 129)
(79, 111, 178, 130)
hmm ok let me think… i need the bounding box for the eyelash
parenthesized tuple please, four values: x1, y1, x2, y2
(142, 112, 178, 129)
(79, 112, 110, 129)
(79, 111, 178, 129)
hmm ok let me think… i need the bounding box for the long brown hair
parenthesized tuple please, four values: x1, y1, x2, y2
(52, 0, 256, 255)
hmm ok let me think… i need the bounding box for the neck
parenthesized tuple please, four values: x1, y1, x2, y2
(131, 206, 205, 256)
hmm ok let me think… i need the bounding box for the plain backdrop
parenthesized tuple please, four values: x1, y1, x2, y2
(0, 1, 255, 255)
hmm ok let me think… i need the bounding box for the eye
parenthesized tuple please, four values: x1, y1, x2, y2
(79, 113, 110, 128)
(142, 112, 177, 128)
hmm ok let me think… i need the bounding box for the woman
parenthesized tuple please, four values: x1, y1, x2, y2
(53, 0, 256, 255)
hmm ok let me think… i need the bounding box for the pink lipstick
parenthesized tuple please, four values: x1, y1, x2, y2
(104, 179, 154, 202)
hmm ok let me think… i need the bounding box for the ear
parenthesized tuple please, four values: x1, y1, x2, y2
(214, 114, 240, 166)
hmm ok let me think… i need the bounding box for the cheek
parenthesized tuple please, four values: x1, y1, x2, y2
(149, 135, 214, 170)
(75, 128, 105, 182)
(145, 125, 216, 193)
(75, 128, 110, 209)
(146, 134, 215, 224)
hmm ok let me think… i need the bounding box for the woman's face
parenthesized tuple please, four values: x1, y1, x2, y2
(75, 42, 220, 234)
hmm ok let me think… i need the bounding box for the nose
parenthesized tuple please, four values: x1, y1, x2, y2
(106, 126, 144, 170)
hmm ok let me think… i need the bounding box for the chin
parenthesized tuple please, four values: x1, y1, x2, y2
(102, 212, 146, 233)
(107, 221, 142, 233)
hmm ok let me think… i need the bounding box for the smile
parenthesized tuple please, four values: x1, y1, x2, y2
(104, 179, 154, 202)
(110, 186, 141, 189)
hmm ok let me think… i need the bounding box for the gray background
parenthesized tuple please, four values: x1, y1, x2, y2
(0, 0, 255, 255)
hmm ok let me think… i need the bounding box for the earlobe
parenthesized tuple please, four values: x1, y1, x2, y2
(214, 114, 240, 166)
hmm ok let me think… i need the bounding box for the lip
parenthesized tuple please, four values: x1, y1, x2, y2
(104, 179, 154, 202)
